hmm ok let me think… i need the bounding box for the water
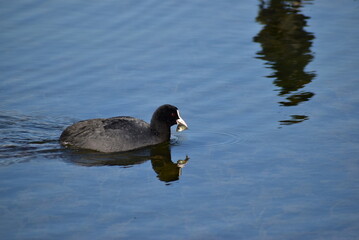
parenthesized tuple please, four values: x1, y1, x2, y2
(1, 0, 359, 239)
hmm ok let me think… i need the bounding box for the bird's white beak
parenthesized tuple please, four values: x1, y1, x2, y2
(175, 110, 188, 132)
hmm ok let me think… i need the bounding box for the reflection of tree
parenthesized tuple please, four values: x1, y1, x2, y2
(253, 0, 316, 124)
(65, 143, 189, 183)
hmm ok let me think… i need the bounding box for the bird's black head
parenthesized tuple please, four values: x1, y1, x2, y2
(151, 104, 188, 131)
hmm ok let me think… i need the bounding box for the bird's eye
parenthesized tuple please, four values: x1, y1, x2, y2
(171, 113, 176, 117)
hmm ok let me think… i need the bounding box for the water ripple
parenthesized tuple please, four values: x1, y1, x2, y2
(173, 129, 252, 149)
(0, 112, 67, 166)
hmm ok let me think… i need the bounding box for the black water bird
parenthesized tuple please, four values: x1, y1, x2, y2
(60, 104, 188, 152)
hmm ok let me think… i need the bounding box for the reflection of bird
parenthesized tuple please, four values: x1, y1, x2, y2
(64, 142, 189, 183)
(254, 0, 315, 108)
(151, 143, 189, 182)
(60, 104, 188, 152)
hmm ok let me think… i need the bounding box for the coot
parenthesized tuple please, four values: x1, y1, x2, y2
(60, 104, 188, 152)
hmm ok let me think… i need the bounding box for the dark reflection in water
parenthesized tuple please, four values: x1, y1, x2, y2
(65, 143, 189, 183)
(150, 143, 189, 183)
(253, 0, 316, 125)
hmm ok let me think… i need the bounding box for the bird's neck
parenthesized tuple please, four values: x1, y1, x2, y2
(150, 120, 171, 141)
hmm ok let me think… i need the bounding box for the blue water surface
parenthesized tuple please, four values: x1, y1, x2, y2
(1, 0, 359, 239)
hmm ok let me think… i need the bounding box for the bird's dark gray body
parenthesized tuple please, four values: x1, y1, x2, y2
(60, 117, 164, 152)
(60, 105, 188, 153)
